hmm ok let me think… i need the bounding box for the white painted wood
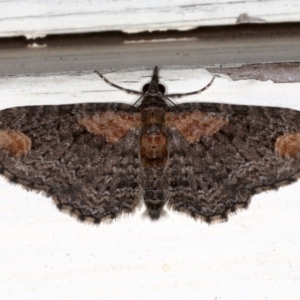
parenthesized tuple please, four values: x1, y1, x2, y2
(0, 0, 300, 38)
(1, 67, 300, 299)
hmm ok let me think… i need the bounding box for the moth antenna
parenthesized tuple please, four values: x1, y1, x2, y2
(94, 70, 143, 95)
(166, 75, 217, 98)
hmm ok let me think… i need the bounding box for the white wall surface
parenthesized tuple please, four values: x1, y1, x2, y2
(0, 67, 300, 299)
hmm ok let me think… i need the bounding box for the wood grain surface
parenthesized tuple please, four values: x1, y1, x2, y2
(1, 0, 300, 37)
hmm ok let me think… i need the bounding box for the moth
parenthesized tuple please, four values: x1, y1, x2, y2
(0, 67, 300, 224)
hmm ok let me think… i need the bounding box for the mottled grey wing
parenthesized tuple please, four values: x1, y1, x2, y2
(166, 103, 300, 222)
(0, 103, 142, 223)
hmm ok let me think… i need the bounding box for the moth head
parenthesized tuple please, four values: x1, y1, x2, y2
(142, 83, 165, 95)
(143, 66, 166, 96)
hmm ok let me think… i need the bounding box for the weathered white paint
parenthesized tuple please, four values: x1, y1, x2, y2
(0, 0, 300, 38)
(1, 67, 300, 299)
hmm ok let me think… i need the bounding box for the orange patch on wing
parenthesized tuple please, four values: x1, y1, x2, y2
(0, 130, 31, 157)
(275, 133, 300, 158)
(165, 111, 228, 143)
(78, 112, 141, 143)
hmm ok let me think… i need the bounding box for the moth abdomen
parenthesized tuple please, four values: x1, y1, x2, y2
(144, 189, 168, 220)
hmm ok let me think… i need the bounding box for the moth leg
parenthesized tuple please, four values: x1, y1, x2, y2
(166, 76, 217, 98)
(94, 70, 143, 95)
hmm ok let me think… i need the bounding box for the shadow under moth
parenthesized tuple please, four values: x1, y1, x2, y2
(0, 67, 299, 224)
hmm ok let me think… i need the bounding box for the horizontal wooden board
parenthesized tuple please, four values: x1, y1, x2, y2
(1, 0, 300, 37)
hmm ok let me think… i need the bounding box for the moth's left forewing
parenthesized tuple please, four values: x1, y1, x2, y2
(0, 103, 143, 223)
(165, 103, 300, 222)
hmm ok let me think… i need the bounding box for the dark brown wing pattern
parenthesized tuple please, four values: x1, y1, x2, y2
(166, 103, 300, 222)
(0, 103, 142, 223)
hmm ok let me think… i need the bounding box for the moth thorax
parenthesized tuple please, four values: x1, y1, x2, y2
(142, 107, 165, 125)
(139, 95, 168, 109)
